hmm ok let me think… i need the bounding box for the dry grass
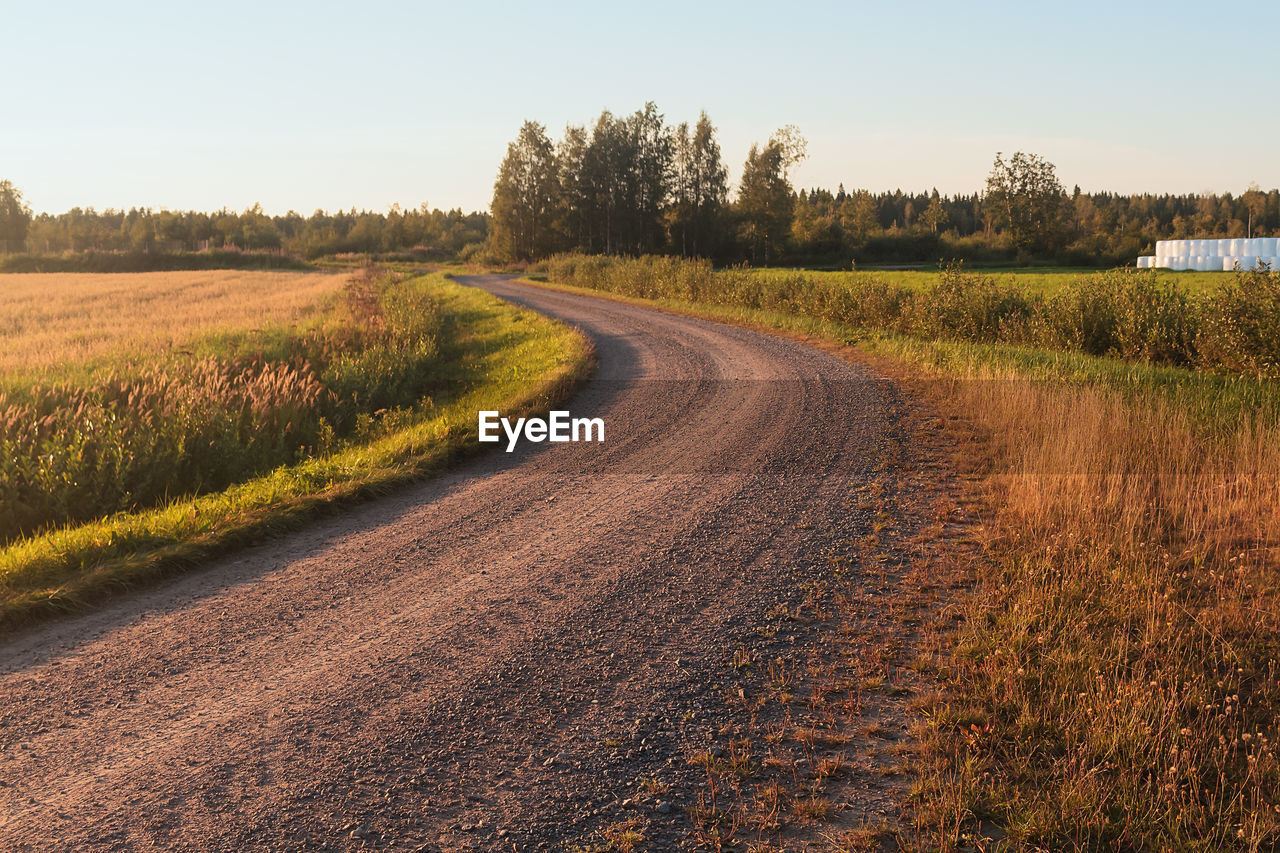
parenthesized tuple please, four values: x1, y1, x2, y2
(911, 369, 1280, 849)
(0, 267, 443, 543)
(0, 269, 343, 376)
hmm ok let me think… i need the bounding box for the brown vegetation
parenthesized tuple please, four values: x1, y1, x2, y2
(0, 269, 343, 376)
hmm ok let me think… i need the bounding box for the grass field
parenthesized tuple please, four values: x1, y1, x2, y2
(0, 269, 345, 380)
(533, 257, 1280, 849)
(0, 269, 591, 627)
(751, 266, 1230, 297)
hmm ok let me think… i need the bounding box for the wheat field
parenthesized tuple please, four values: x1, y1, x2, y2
(0, 270, 345, 376)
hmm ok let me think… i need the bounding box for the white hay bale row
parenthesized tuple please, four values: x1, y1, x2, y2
(1145, 239, 1280, 269)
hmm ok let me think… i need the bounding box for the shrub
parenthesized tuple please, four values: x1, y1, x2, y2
(1198, 265, 1280, 376)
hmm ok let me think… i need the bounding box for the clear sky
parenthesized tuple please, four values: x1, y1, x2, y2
(5, 0, 1278, 215)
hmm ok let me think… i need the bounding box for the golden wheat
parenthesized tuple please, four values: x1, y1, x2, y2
(0, 269, 344, 375)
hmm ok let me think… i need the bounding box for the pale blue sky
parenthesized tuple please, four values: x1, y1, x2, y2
(4, 0, 1277, 215)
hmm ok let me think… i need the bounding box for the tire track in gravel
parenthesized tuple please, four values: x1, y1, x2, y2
(0, 275, 907, 851)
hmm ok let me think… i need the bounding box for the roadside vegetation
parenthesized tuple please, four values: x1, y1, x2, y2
(533, 254, 1280, 849)
(750, 266, 1229, 298)
(543, 254, 1276, 375)
(0, 269, 591, 627)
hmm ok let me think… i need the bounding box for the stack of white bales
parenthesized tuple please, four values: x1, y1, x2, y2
(1137, 238, 1280, 271)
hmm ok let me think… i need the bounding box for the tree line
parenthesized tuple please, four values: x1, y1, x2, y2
(490, 104, 1280, 266)
(0, 182, 488, 260)
(5, 112, 1278, 267)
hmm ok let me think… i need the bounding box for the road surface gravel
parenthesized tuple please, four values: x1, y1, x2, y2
(0, 275, 917, 850)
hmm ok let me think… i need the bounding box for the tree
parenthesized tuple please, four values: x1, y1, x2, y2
(839, 190, 879, 244)
(1243, 182, 1266, 238)
(920, 189, 949, 233)
(627, 102, 673, 254)
(582, 111, 633, 255)
(667, 111, 728, 257)
(490, 121, 561, 260)
(0, 180, 32, 254)
(984, 151, 1066, 255)
(736, 127, 807, 264)
(556, 124, 593, 251)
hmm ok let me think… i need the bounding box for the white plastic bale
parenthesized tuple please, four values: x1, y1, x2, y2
(1224, 257, 1237, 272)
(1257, 237, 1278, 256)
(1156, 240, 1171, 256)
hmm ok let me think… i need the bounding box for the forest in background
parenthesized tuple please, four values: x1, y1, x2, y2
(0, 185, 488, 262)
(2, 103, 1279, 269)
(489, 102, 1280, 267)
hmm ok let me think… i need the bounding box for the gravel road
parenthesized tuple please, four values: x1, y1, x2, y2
(0, 275, 909, 851)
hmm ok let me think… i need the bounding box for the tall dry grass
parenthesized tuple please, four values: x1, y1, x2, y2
(0, 267, 443, 543)
(915, 373, 1280, 849)
(0, 269, 343, 376)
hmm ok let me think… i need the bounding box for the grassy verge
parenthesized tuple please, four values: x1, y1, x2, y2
(519, 268, 1280, 848)
(0, 274, 592, 630)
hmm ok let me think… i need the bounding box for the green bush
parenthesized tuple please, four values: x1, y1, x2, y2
(544, 254, 1280, 377)
(1198, 266, 1280, 376)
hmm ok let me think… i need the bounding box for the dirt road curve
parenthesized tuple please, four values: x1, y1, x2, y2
(0, 276, 909, 851)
